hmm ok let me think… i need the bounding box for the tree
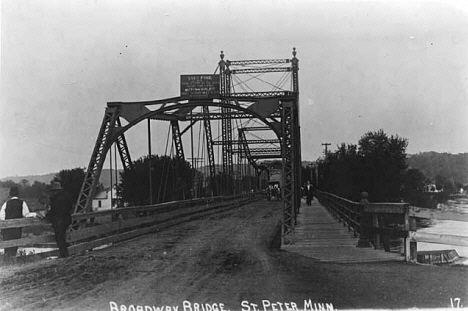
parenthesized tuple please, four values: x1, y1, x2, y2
(318, 130, 409, 202)
(20, 179, 30, 189)
(402, 168, 427, 193)
(317, 143, 362, 201)
(22, 180, 48, 199)
(53, 168, 86, 203)
(301, 164, 319, 187)
(119, 155, 194, 206)
(0, 180, 17, 189)
(358, 130, 408, 201)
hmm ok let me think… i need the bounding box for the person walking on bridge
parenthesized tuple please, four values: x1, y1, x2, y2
(0, 186, 35, 258)
(304, 180, 315, 206)
(46, 182, 73, 258)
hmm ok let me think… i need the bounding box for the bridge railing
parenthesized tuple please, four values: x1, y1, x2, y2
(316, 190, 410, 259)
(314, 190, 362, 237)
(0, 193, 259, 260)
(316, 190, 468, 263)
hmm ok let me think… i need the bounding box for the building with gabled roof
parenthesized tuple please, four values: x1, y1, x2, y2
(92, 186, 119, 211)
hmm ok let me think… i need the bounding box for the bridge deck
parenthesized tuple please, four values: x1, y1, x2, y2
(281, 199, 405, 263)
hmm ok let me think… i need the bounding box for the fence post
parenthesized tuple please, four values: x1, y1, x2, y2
(357, 191, 372, 248)
(372, 214, 380, 249)
(410, 220, 417, 262)
(404, 208, 418, 263)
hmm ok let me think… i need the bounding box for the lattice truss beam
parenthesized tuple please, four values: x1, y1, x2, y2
(75, 97, 285, 212)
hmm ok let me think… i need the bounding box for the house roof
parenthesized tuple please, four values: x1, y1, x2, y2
(94, 190, 109, 200)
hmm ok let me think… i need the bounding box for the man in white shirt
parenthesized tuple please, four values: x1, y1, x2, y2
(0, 186, 34, 257)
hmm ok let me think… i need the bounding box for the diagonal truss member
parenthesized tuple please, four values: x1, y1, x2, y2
(170, 120, 185, 160)
(75, 107, 132, 214)
(202, 106, 217, 196)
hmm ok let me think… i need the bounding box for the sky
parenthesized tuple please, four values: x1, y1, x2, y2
(0, 0, 467, 178)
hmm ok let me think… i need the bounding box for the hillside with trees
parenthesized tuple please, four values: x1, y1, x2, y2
(1, 169, 119, 190)
(407, 152, 468, 191)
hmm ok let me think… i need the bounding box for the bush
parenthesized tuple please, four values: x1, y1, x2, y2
(403, 191, 449, 209)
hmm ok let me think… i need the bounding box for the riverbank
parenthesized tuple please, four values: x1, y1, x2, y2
(1, 200, 467, 310)
(416, 194, 468, 262)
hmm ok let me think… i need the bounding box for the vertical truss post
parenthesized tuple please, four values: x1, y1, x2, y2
(75, 107, 120, 214)
(220, 51, 233, 194)
(220, 113, 233, 175)
(147, 118, 153, 205)
(291, 48, 302, 219)
(170, 120, 185, 160)
(225, 66, 233, 177)
(281, 101, 296, 244)
(202, 106, 217, 196)
(281, 48, 301, 244)
(292, 47, 299, 93)
(237, 129, 243, 193)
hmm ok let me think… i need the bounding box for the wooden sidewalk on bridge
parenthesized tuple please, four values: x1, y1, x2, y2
(281, 199, 405, 263)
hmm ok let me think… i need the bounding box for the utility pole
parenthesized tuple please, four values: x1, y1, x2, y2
(320, 143, 331, 189)
(322, 143, 331, 156)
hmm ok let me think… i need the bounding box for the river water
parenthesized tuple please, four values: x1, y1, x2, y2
(417, 196, 468, 263)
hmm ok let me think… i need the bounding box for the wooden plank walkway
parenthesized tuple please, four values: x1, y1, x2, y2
(281, 199, 405, 263)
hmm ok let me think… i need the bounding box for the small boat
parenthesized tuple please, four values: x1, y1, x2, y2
(417, 249, 459, 264)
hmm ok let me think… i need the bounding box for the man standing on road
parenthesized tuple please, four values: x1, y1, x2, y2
(46, 182, 73, 258)
(304, 180, 315, 206)
(0, 186, 35, 258)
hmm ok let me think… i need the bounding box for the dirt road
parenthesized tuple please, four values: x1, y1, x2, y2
(1, 200, 467, 310)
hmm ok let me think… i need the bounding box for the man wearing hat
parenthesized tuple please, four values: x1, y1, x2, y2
(0, 186, 34, 257)
(303, 180, 315, 206)
(46, 181, 73, 258)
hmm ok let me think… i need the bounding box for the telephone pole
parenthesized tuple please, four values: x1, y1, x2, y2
(322, 143, 331, 156)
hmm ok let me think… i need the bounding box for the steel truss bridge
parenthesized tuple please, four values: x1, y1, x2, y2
(75, 49, 302, 244)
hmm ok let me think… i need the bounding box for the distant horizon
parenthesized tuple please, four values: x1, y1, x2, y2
(1, 150, 466, 181)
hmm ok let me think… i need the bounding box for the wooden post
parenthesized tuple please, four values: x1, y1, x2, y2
(372, 214, 380, 249)
(404, 206, 418, 263)
(357, 191, 372, 248)
(409, 216, 417, 262)
(404, 209, 410, 262)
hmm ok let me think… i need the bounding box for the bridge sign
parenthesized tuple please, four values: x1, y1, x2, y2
(180, 74, 220, 98)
